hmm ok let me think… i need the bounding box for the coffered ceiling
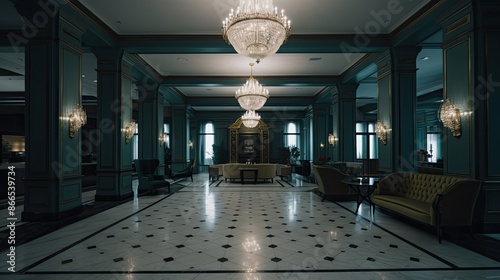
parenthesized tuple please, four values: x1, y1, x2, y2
(0, 0, 442, 113)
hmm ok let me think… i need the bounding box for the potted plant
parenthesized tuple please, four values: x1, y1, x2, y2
(290, 146, 300, 163)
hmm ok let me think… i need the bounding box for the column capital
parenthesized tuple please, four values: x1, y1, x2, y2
(335, 83, 359, 101)
(391, 46, 422, 71)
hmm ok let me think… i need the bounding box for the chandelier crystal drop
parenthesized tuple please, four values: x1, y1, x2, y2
(241, 110, 261, 128)
(236, 63, 269, 111)
(68, 103, 87, 139)
(222, 0, 291, 62)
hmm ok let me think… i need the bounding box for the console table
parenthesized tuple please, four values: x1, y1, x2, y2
(239, 168, 258, 185)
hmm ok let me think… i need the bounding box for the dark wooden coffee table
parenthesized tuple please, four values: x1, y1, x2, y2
(239, 168, 259, 185)
(341, 177, 379, 213)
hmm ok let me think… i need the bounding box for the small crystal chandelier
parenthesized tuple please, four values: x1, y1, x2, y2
(241, 110, 261, 128)
(236, 63, 269, 111)
(375, 119, 388, 145)
(222, 0, 291, 62)
(68, 103, 87, 139)
(439, 98, 462, 138)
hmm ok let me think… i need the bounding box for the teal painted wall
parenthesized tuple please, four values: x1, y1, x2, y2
(444, 39, 473, 177)
(377, 74, 392, 172)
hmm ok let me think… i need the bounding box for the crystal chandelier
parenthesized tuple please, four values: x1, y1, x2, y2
(236, 63, 269, 111)
(68, 103, 87, 139)
(241, 110, 261, 128)
(439, 98, 461, 138)
(222, 0, 291, 62)
(375, 119, 388, 145)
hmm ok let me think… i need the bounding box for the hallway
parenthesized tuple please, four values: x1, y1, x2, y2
(1, 174, 499, 279)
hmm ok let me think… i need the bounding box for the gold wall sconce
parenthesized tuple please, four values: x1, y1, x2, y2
(67, 103, 87, 139)
(375, 119, 388, 145)
(328, 134, 338, 147)
(439, 98, 461, 138)
(189, 140, 193, 150)
(123, 120, 136, 144)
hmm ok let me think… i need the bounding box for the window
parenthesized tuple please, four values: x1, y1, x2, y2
(356, 122, 378, 160)
(426, 125, 442, 162)
(200, 122, 215, 165)
(163, 123, 170, 148)
(284, 122, 300, 150)
(132, 122, 139, 160)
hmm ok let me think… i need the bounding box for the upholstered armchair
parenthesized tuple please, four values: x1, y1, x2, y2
(313, 165, 354, 201)
(134, 159, 170, 194)
(171, 159, 196, 181)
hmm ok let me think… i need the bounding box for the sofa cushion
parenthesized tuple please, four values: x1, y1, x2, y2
(404, 173, 462, 203)
(372, 195, 432, 225)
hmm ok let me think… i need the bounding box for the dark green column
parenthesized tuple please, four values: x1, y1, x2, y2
(312, 104, 330, 162)
(137, 83, 165, 192)
(18, 2, 84, 221)
(376, 46, 421, 172)
(332, 84, 358, 162)
(93, 49, 134, 201)
(171, 105, 188, 171)
(440, 0, 500, 232)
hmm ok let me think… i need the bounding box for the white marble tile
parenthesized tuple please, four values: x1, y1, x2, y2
(2, 173, 499, 279)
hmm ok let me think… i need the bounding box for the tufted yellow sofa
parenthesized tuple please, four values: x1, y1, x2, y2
(372, 172, 481, 243)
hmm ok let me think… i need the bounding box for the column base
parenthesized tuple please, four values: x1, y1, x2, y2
(22, 205, 83, 222)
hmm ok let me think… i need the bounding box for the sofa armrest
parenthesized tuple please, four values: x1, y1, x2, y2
(432, 179, 481, 227)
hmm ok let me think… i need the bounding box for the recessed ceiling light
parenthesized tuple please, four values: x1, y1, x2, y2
(420, 56, 430, 60)
(309, 57, 322, 61)
(93, 80, 97, 83)
(177, 57, 188, 62)
(82, 74, 85, 78)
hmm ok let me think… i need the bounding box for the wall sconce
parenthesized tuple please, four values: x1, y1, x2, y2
(320, 142, 325, 150)
(67, 103, 87, 139)
(328, 134, 338, 147)
(189, 140, 193, 150)
(375, 119, 388, 145)
(123, 120, 136, 144)
(439, 98, 461, 138)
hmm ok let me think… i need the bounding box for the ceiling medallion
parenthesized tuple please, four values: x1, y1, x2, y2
(241, 110, 261, 128)
(222, 0, 291, 62)
(236, 63, 269, 111)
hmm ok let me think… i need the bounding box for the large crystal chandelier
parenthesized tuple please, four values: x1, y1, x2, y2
(241, 110, 261, 128)
(236, 63, 269, 111)
(222, 0, 291, 62)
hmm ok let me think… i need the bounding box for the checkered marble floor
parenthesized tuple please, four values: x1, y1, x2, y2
(1, 173, 499, 280)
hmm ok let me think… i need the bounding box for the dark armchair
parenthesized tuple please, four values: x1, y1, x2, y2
(171, 159, 196, 182)
(134, 159, 170, 194)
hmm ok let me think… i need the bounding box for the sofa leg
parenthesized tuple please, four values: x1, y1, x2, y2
(321, 194, 326, 202)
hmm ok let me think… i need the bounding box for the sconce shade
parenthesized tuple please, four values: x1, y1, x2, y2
(439, 98, 461, 138)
